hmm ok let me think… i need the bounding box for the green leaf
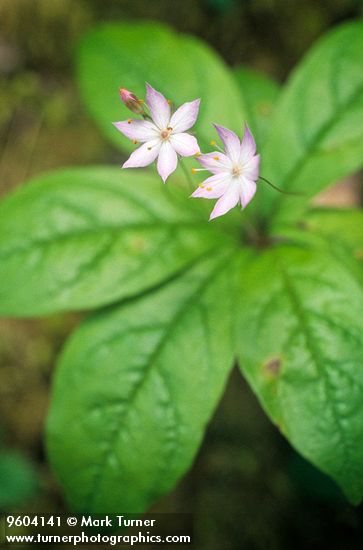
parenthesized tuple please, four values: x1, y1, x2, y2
(233, 66, 280, 146)
(46, 251, 237, 513)
(252, 19, 363, 226)
(274, 208, 363, 283)
(302, 208, 363, 258)
(0, 166, 237, 317)
(0, 451, 38, 509)
(77, 22, 245, 152)
(236, 243, 363, 504)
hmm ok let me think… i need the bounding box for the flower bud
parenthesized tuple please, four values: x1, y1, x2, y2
(119, 88, 146, 115)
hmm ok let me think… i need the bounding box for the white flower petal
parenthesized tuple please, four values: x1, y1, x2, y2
(146, 83, 171, 129)
(191, 173, 231, 199)
(240, 123, 257, 163)
(239, 176, 257, 208)
(123, 139, 161, 168)
(157, 141, 178, 182)
(209, 184, 240, 220)
(196, 151, 232, 174)
(113, 119, 159, 142)
(169, 133, 200, 157)
(170, 99, 200, 133)
(243, 154, 260, 181)
(213, 124, 241, 164)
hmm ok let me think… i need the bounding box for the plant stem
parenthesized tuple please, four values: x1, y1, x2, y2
(259, 176, 303, 196)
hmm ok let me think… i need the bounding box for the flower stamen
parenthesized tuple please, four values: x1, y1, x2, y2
(210, 140, 224, 153)
(191, 168, 207, 173)
(160, 127, 173, 140)
(232, 165, 242, 177)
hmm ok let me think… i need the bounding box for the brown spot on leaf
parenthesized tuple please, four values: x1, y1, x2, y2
(264, 357, 282, 376)
(296, 220, 309, 230)
(258, 101, 272, 116)
(130, 237, 145, 253)
(353, 248, 363, 261)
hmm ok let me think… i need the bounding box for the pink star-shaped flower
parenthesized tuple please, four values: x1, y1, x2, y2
(191, 124, 260, 220)
(114, 84, 201, 182)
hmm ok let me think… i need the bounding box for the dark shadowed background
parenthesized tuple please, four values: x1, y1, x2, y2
(1, 1, 363, 549)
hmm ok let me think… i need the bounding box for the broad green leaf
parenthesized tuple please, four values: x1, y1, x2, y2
(0, 167, 237, 317)
(274, 207, 363, 283)
(252, 19, 363, 227)
(236, 243, 363, 503)
(233, 66, 280, 146)
(46, 251, 237, 513)
(0, 451, 38, 509)
(302, 208, 363, 259)
(77, 22, 245, 152)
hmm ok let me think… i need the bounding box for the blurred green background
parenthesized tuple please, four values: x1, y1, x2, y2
(1, 1, 363, 548)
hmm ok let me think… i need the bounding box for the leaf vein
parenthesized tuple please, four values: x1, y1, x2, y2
(85, 250, 236, 509)
(277, 257, 351, 476)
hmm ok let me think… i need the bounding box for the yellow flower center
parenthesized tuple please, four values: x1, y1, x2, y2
(232, 165, 242, 177)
